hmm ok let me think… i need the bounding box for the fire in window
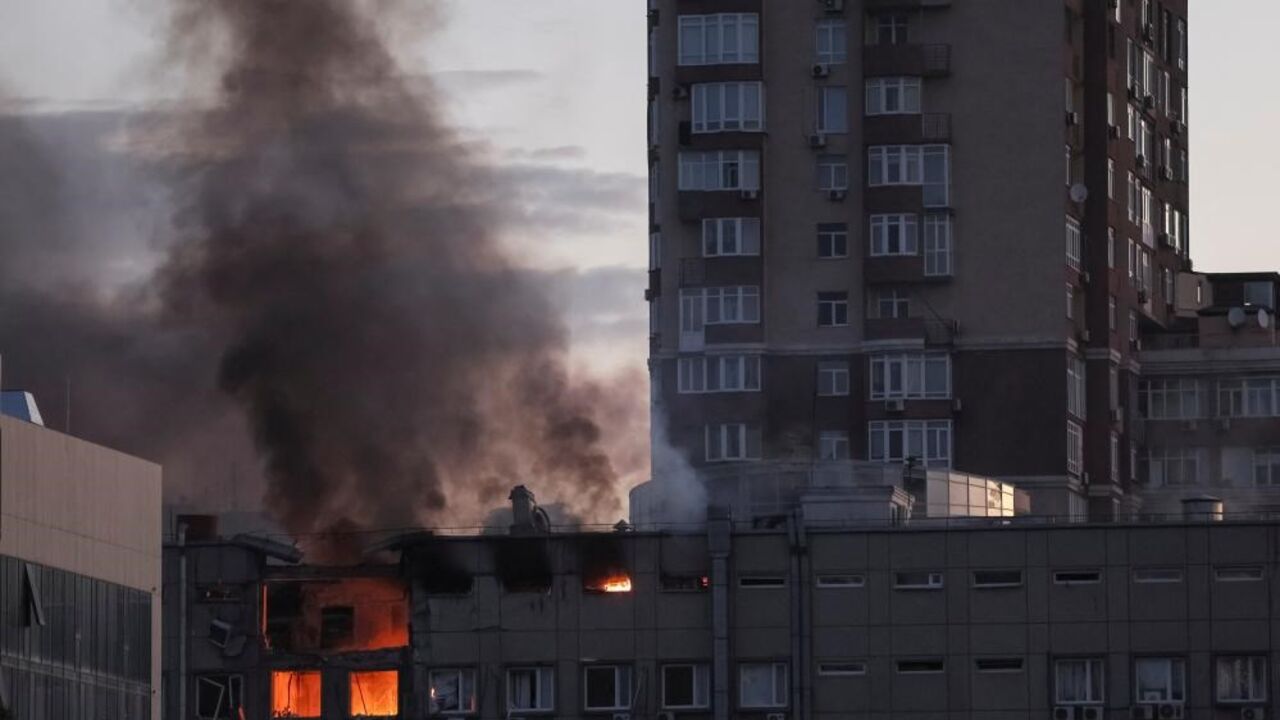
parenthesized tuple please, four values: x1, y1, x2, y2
(196, 675, 244, 720)
(350, 670, 399, 718)
(271, 670, 322, 718)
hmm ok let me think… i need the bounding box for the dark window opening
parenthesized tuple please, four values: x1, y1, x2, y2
(660, 574, 710, 592)
(320, 606, 355, 649)
(494, 539, 553, 593)
(197, 674, 244, 720)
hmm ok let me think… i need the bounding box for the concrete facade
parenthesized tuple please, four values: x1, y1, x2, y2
(646, 0, 1193, 521)
(0, 412, 163, 718)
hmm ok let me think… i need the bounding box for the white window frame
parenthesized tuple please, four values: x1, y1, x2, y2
(816, 154, 849, 191)
(1067, 356, 1087, 420)
(1135, 657, 1186, 704)
(817, 362, 851, 397)
(583, 665, 633, 712)
(871, 289, 911, 319)
(1216, 656, 1267, 704)
(817, 223, 849, 259)
(678, 14, 760, 66)
(817, 292, 849, 327)
(738, 663, 788, 709)
(430, 668, 478, 715)
(1054, 658, 1105, 705)
(1255, 448, 1280, 487)
(1140, 378, 1202, 420)
(661, 664, 711, 710)
(196, 674, 245, 720)
(1066, 217, 1082, 269)
(893, 571, 944, 590)
(867, 146, 951, 207)
(868, 420, 952, 468)
(815, 19, 847, 65)
(702, 217, 761, 257)
(692, 82, 764, 134)
(923, 214, 952, 276)
(1147, 446, 1203, 487)
(705, 423, 761, 462)
(869, 353, 951, 400)
(678, 151, 761, 191)
(865, 77, 921, 116)
(817, 87, 849, 134)
(677, 355, 762, 394)
(1067, 421, 1083, 476)
(818, 431, 851, 461)
(869, 214, 919, 256)
(506, 667, 555, 713)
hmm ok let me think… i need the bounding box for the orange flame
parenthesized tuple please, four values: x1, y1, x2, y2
(271, 670, 321, 718)
(600, 575, 633, 593)
(350, 670, 399, 717)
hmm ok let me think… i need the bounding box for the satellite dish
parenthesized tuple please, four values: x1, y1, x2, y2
(1069, 183, 1089, 204)
(1228, 307, 1247, 328)
(1260, 309, 1272, 330)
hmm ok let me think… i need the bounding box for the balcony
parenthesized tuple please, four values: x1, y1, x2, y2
(864, 113, 951, 145)
(678, 191, 760, 222)
(864, 44, 951, 78)
(865, 317, 958, 345)
(864, 255, 951, 285)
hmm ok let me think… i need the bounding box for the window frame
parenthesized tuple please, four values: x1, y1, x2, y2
(1134, 657, 1186, 704)
(868, 419, 952, 468)
(738, 662, 789, 709)
(1054, 658, 1106, 705)
(429, 668, 478, 716)
(1216, 655, 1268, 704)
(691, 82, 765, 134)
(661, 664, 711, 710)
(817, 361, 851, 397)
(506, 666, 555, 713)
(702, 217, 762, 257)
(582, 665, 633, 712)
(677, 14, 761, 67)
(865, 77, 922, 116)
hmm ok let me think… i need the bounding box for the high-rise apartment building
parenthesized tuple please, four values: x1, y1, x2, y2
(645, 0, 1191, 519)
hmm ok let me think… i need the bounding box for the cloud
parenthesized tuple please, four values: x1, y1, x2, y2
(492, 162, 646, 235)
(423, 69, 544, 92)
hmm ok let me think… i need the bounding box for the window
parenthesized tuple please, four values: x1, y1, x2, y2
(1139, 378, 1201, 419)
(649, 232, 661, 270)
(1175, 18, 1187, 71)
(678, 151, 761, 191)
(660, 574, 709, 592)
(1053, 570, 1101, 585)
(662, 665, 710, 709)
(923, 215, 952, 276)
(584, 666, 632, 711)
(1067, 356, 1087, 419)
(678, 14, 760, 66)
(869, 353, 950, 400)
(819, 431, 850, 461)
(1255, 448, 1280, 486)
(897, 660, 945, 674)
(818, 292, 849, 327)
(816, 154, 849, 191)
(869, 214, 919, 256)
(739, 576, 786, 588)
(972, 570, 1024, 589)
(680, 286, 761, 330)
(430, 669, 478, 715)
(1244, 281, 1275, 309)
(1215, 566, 1264, 583)
(1066, 217, 1082, 269)
(1107, 228, 1116, 268)
(975, 658, 1025, 673)
(815, 20, 847, 65)
(677, 355, 761, 393)
(869, 420, 952, 468)
(871, 288, 911, 319)
(1129, 310, 1138, 343)
(818, 662, 866, 676)
(350, 670, 399, 718)
(873, 14, 909, 45)
(1107, 159, 1116, 199)
(197, 675, 245, 720)
(817, 223, 848, 258)
(705, 423, 762, 462)
(692, 82, 764, 133)
(739, 663, 788, 708)
(1110, 433, 1120, 480)
(272, 670, 322, 719)
(1067, 421, 1083, 475)
(817, 87, 848, 134)
(1135, 658, 1185, 704)
(865, 77, 921, 115)
(1109, 296, 1117, 332)
(507, 667, 555, 712)
(702, 217, 761, 256)
(1055, 659, 1105, 705)
(868, 145, 952, 206)
(817, 362, 850, 397)
(816, 574, 865, 588)
(1147, 447, 1202, 487)
(1217, 656, 1267, 703)
(1219, 378, 1280, 418)
(1134, 568, 1184, 584)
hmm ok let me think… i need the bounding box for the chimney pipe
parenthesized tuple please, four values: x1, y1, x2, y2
(508, 485, 549, 535)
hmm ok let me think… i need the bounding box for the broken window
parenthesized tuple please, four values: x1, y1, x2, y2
(196, 675, 244, 719)
(495, 540, 553, 594)
(320, 606, 355, 649)
(584, 666, 633, 711)
(209, 619, 232, 648)
(507, 667, 555, 712)
(350, 670, 399, 718)
(429, 669, 477, 715)
(271, 670, 322, 718)
(23, 563, 46, 627)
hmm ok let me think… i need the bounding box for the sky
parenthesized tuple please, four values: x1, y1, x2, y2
(0, 0, 1275, 326)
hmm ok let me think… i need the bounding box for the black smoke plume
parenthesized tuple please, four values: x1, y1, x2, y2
(0, 1, 641, 553)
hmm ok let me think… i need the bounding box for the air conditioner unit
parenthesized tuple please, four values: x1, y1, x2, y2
(1157, 232, 1171, 246)
(1142, 23, 1155, 42)
(1135, 155, 1147, 169)
(1132, 706, 1156, 720)
(1108, 125, 1121, 140)
(1241, 708, 1266, 720)
(821, 0, 845, 13)
(1054, 707, 1080, 720)
(672, 84, 690, 100)
(1159, 704, 1185, 719)
(1066, 111, 1080, 126)
(827, 189, 847, 202)
(740, 189, 759, 201)
(952, 397, 963, 413)
(1127, 85, 1139, 101)
(812, 64, 831, 78)
(612, 713, 632, 720)
(658, 713, 676, 720)
(1081, 708, 1102, 720)
(1161, 166, 1174, 181)
(885, 399, 906, 413)
(1137, 289, 1149, 304)
(766, 714, 788, 720)
(1143, 94, 1156, 110)
(809, 133, 828, 148)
